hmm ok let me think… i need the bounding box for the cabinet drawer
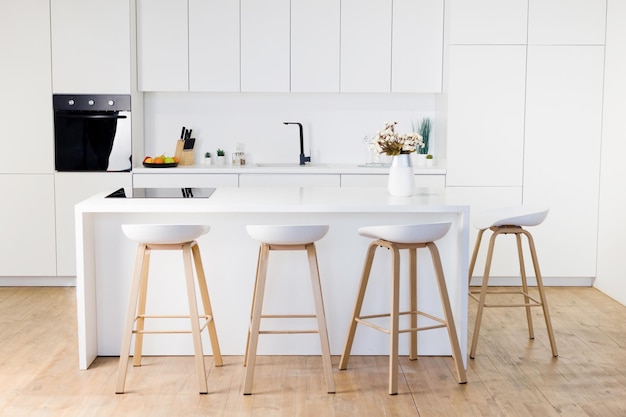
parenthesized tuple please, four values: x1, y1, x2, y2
(341, 174, 445, 188)
(239, 174, 340, 187)
(133, 173, 239, 188)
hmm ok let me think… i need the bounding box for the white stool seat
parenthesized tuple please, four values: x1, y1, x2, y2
(473, 206, 549, 230)
(358, 222, 451, 244)
(246, 225, 329, 245)
(121, 224, 209, 244)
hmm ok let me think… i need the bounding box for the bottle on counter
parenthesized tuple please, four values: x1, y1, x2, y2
(232, 143, 246, 166)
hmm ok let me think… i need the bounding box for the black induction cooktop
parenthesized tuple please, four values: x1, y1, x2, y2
(106, 187, 215, 199)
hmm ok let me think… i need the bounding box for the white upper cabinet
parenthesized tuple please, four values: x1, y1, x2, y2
(528, 0, 606, 45)
(240, 0, 290, 92)
(449, 0, 528, 45)
(392, 0, 444, 92)
(290, 0, 340, 92)
(137, 0, 188, 91)
(446, 45, 527, 187)
(0, 0, 53, 174)
(50, 0, 131, 93)
(341, 0, 392, 92)
(189, 0, 240, 92)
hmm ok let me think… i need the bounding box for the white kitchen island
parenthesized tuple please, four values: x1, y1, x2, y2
(75, 186, 469, 370)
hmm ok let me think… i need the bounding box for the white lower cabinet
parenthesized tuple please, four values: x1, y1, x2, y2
(55, 173, 132, 276)
(239, 174, 340, 187)
(0, 174, 56, 276)
(340, 174, 445, 188)
(132, 173, 239, 189)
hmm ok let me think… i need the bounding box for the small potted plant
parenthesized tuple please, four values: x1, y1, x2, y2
(426, 154, 434, 167)
(204, 152, 212, 166)
(216, 148, 226, 165)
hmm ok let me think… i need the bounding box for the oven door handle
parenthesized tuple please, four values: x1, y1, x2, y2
(56, 114, 128, 119)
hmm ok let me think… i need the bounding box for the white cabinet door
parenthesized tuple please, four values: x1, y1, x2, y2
(340, 0, 392, 92)
(189, 0, 240, 92)
(0, 175, 56, 276)
(290, 0, 340, 92)
(239, 174, 340, 187)
(446, 45, 526, 187)
(449, 0, 528, 45)
(391, 0, 444, 93)
(0, 0, 53, 174)
(55, 173, 132, 276)
(340, 174, 445, 188)
(133, 173, 239, 188)
(240, 0, 290, 92)
(528, 0, 606, 45)
(50, 0, 131, 93)
(523, 46, 604, 278)
(137, 0, 188, 91)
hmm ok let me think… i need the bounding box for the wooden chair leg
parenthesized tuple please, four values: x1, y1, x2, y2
(182, 243, 208, 394)
(470, 231, 498, 359)
(427, 242, 467, 384)
(516, 233, 535, 339)
(306, 243, 335, 394)
(468, 229, 485, 288)
(243, 243, 270, 395)
(132, 248, 150, 367)
(116, 244, 148, 394)
(388, 244, 401, 395)
(191, 243, 223, 367)
(339, 242, 378, 371)
(409, 248, 418, 361)
(243, 246, 263, 367)
(524, 230, 558, 357)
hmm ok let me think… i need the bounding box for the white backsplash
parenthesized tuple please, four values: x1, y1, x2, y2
(143, 92, 437, 165)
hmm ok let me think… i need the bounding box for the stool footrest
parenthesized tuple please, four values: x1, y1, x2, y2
(133, 314, 212, 334)
(355, 310, 447, 335)
(259, 330, 320, 334)
(469, 290, 542, 308)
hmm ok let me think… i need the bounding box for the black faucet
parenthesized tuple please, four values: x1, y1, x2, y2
(283, 122, 310, 165)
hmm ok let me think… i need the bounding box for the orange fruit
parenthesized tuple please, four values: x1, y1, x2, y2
(172, 156, 179, 163)
(153, 157, 164, 164)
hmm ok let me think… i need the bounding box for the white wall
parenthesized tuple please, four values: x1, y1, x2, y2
(595, 0, 626, 305)
(143, 93, 437, 165)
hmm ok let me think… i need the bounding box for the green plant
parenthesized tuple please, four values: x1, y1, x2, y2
(426, 154, 433, 159)
(216, 148, 225, 157)
(204, 152, 211, 158)
(412, 118, 431, 155)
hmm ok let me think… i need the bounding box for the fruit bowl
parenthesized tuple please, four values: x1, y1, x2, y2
(143, 162, 179, 168)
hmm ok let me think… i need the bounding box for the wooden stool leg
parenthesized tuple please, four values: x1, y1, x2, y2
(116, 244, 148, 394)
(306, 243, 335, 393)
(468, 229, 485, 289)
(339, 242, 378, 371)
(388, 244, 401, 395)
(515, 233, 535, 339)
(427, 242, 467, 384)
(470, 231, 498, 359)
(244, 246, 263, 367)
(409, 248, 418, 361)
(191, 243, 223, 367)
(132, 248, 151, 367)
(524, 230, 558, 357)
(243, 243, 270, 395)
(182, 243, 208, 394)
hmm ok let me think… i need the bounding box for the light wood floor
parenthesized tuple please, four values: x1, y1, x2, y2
(1, 286, 626, 416)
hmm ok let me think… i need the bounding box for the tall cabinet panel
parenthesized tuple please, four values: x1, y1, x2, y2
(137, 0, 188, 91)
(290, 0, 340, 92)
(240, 0, 290, 92)
(446, 45, 527, 187)
(189, 0, 240, 92)
(50, 0, 131, 93)
(523, 46, 604, 278)
(391, 0, 444, 93)
(0, 0, 53, 174)
(340, 0, 392, 92)
(449, 0, 528, 44)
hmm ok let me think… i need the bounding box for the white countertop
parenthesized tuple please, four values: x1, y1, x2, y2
(131, 162, 446, 175)
(77, 186, 464, 214)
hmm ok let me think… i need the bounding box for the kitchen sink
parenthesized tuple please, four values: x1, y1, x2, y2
(256, 163, 328, 168)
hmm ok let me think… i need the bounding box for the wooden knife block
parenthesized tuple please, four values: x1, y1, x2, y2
(174, 140, 195, 166)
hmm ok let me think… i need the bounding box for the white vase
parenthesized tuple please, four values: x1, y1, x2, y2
(204, 157, 212, 166)
(387, 154, 415, 197)
(216, 156, 225, 165)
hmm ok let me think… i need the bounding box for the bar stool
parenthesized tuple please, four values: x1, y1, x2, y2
(468, 206, 558, 359)
(116, 224, 223, 394)
(339, 222, 467, 395)
(243, 225, 335, 395)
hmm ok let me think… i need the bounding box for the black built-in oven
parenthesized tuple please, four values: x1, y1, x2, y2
(53, 94, 132, 171)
